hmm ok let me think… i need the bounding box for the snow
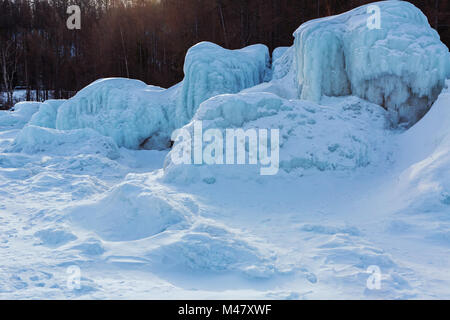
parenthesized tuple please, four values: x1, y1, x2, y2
(177, 42, 270, 126)
(293, 0, 450, 126)
(1, 1, 450, 300)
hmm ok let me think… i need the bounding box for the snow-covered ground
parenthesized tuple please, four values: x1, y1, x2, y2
(1, 1, 450, 299)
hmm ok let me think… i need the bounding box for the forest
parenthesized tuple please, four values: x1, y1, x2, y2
(0, 0, 449, 109)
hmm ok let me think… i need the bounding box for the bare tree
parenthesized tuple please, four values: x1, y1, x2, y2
(0, 39, 19, 108)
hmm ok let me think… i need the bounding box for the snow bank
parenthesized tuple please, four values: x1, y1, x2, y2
(55, 78, 179, 149)
(28, 99, 66, 128)
(177, 42, 270, 126)
(6, 125, 120, 160)
(0, 102, 40, 128)
(293, 0, 450, 126)
(164, 92, 389, 184)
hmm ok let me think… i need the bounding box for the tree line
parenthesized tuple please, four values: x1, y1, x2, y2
(1, 0, 448, 109)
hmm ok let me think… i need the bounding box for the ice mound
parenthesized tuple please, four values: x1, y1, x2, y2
(6, 125, 120, 160)
(164, 92, 389, 184)
(0, 102, 40, 128)
(28, 99, 66, 128)
(68, 177, 192, 241)
(176, 42, 270, 126)
(293, 0, 450, 126)
(55, 78, 179, 149)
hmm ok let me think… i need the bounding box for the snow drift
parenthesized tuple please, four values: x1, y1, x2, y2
(293, 0, 450, 126)
(176, 42, 270, 126)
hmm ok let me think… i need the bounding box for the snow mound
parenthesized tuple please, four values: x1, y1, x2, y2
(164, 92, 389, 184)
(293, 0, 450, 126)
(147, 222, 279, 277)
(6, 125, 120, 160)
(69, 177, 192, 241)
(28, 99, 66, 128)
(177, 42, 270, 126)
(55, 78, 179, 149)
(0, 102, 40, 128)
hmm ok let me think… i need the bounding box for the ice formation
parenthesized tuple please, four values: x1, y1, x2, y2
(176, 42, 270, 126)
(164, 92, 389, 184)
(50, 42, 269, 151)
(55, 78, 180, 149)
(272, 46, 290, 63)
(28, 99, 66, 129)
(243, 45, 297, 100)
(293, 0, 450, 126)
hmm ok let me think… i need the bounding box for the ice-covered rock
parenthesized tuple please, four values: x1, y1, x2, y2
(6, 125, 120, 160)
(0, 101, 40, 129)
(293, 0, 450, 126)
(176, 42, 270, 126)
(55, 78, 180, 149)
